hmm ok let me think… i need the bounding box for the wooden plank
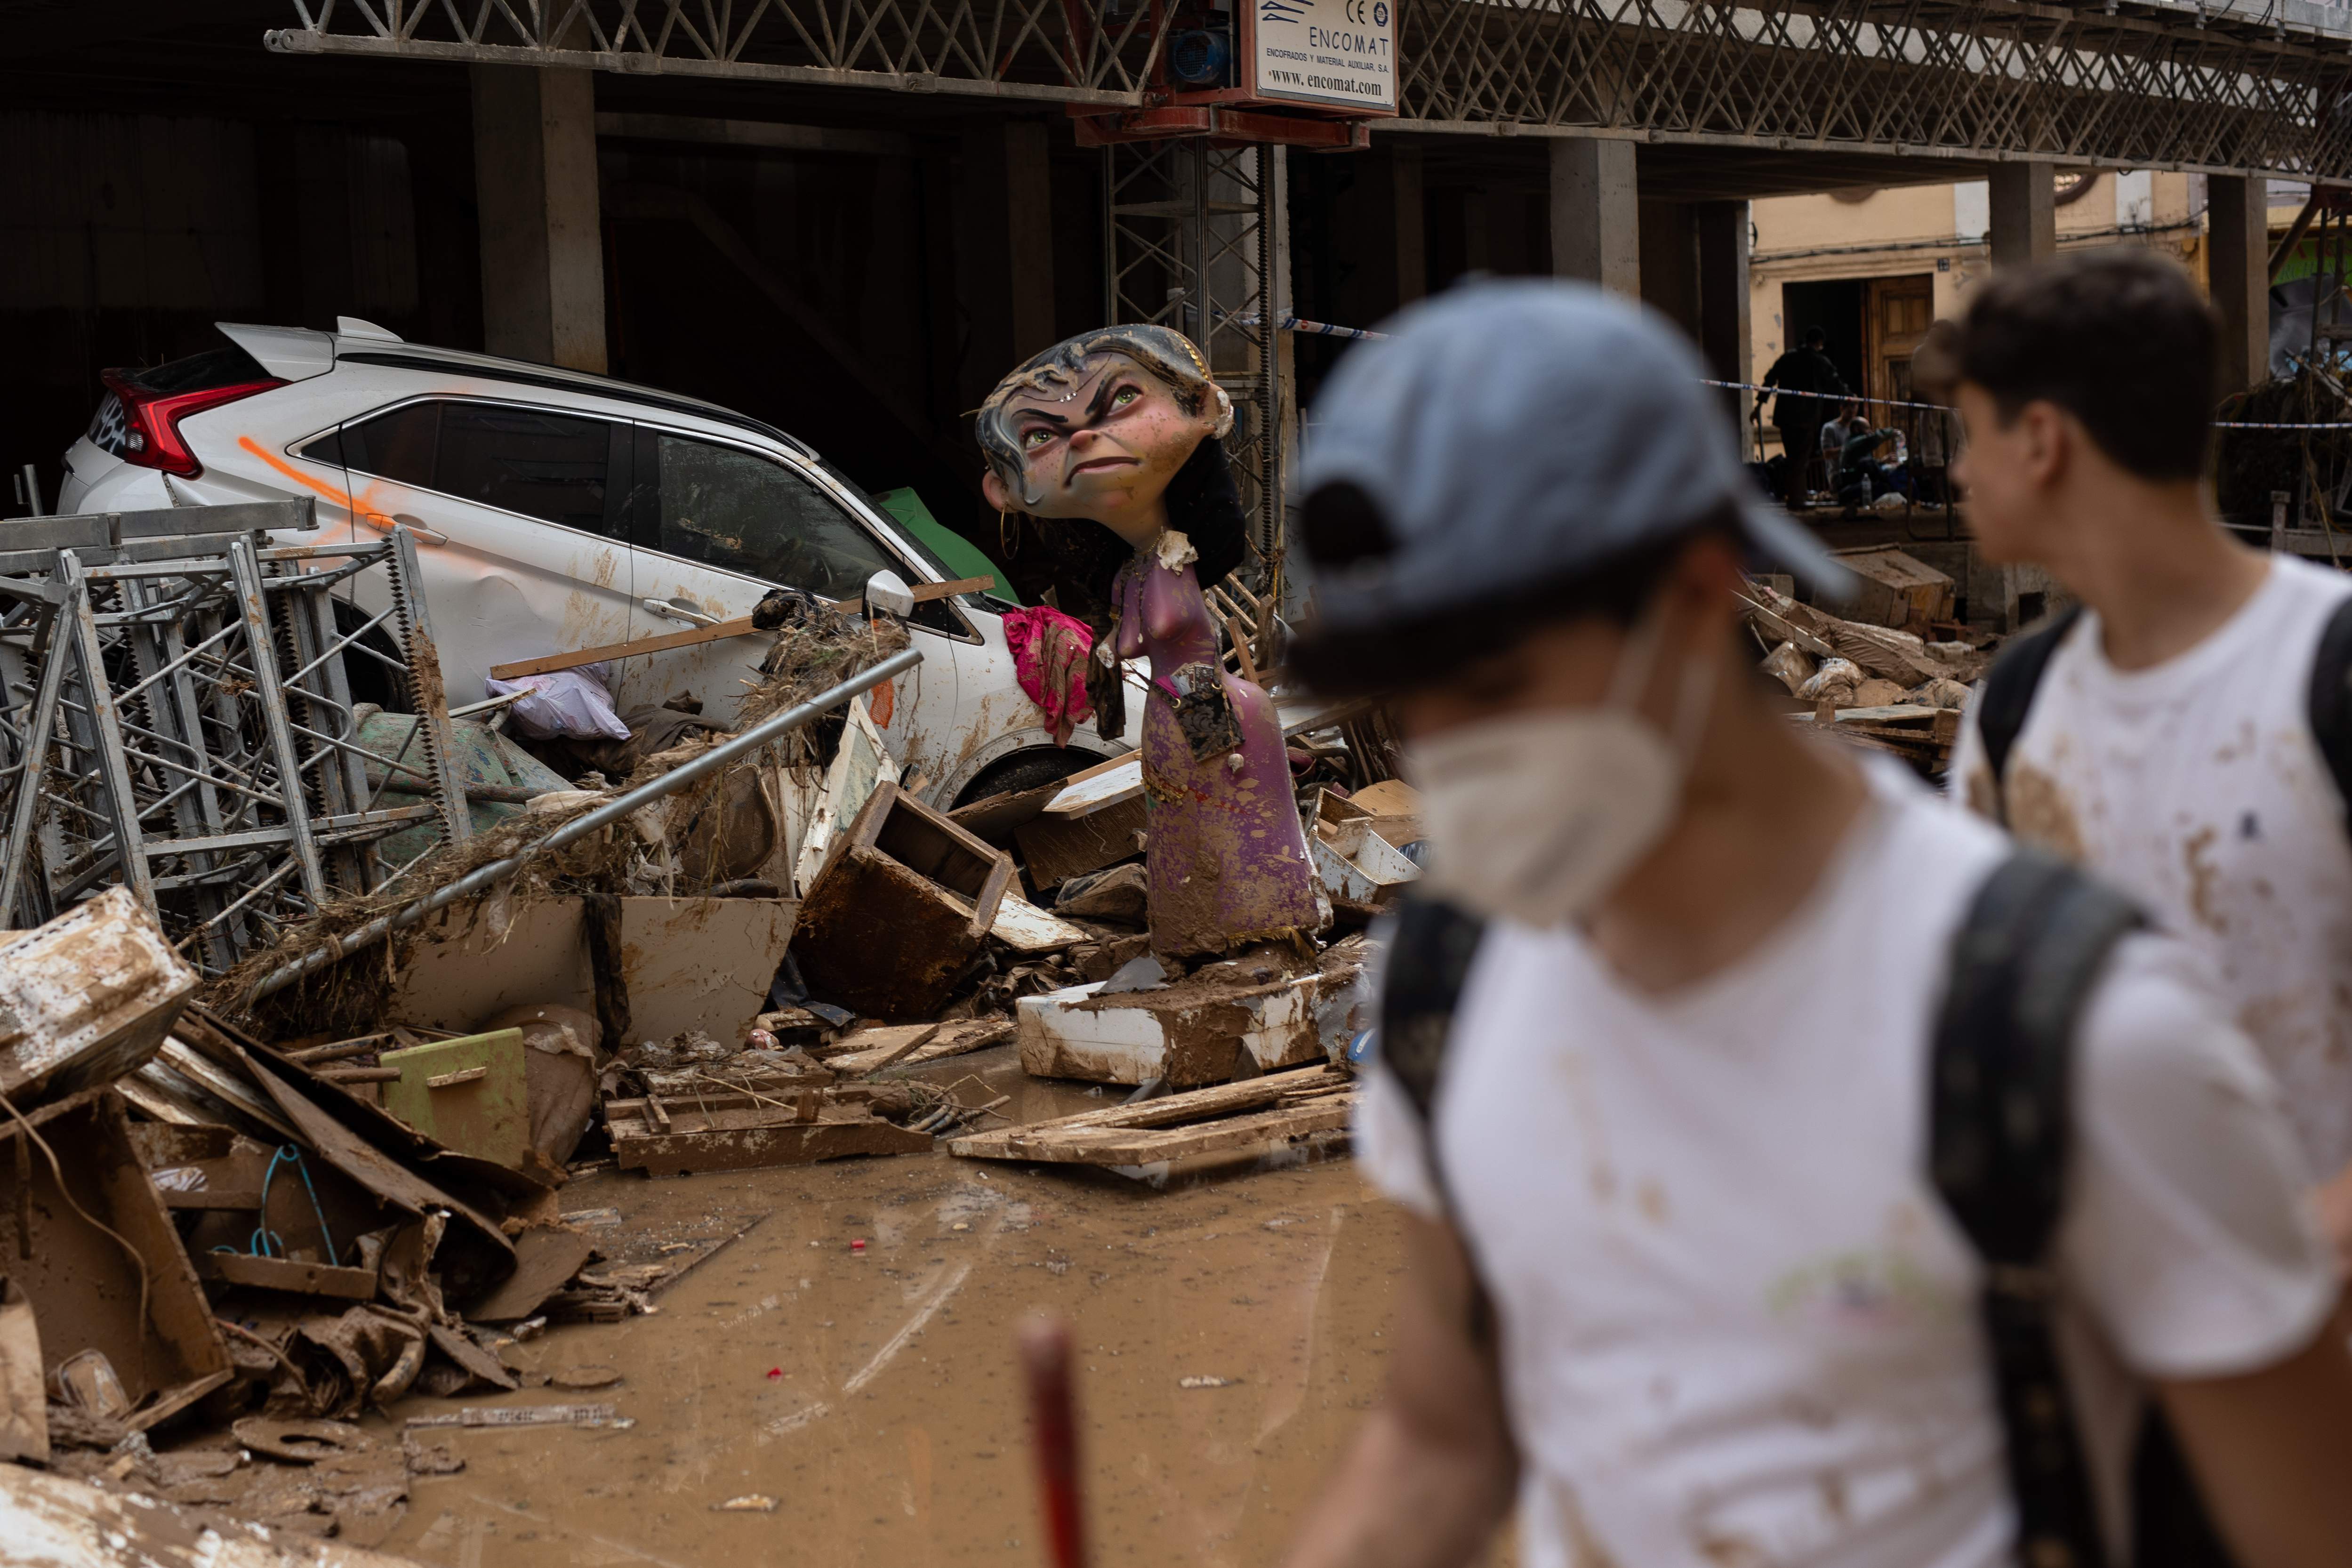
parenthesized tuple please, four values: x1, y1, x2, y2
(490, 616, 760, 680)
(611, 1115, 932, 1174)
(958, 1094, 1354, 1166)
(989, 894, 1089, 954)
(195, 1251, 380, 1301)
(948, 1066, 1347, 1158)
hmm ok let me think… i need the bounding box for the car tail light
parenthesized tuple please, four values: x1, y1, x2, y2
(98, 370, 284, 479)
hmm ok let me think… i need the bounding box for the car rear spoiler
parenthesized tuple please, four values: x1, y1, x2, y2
(214, 323, 336, 383)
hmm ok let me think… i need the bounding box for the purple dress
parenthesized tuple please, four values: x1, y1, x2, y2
(1115, 545, 1320, 958)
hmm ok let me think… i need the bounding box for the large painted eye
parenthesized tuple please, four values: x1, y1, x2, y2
(1112, 387, 1140, 408)
(1023, 428, 1054, 450)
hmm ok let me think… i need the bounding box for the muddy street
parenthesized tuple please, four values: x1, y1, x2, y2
(375, 1112, 1402, 1568)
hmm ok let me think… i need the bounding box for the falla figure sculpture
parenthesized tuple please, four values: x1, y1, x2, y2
(976, 326, 1321, 959)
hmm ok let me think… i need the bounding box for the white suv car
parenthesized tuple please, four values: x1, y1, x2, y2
(54, 319, 1121, 805)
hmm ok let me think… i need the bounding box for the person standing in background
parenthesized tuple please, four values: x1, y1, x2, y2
(1762, 325, 1850, 507)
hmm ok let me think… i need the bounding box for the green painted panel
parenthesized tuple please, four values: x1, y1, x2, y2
(380, 1029, 529, 1169)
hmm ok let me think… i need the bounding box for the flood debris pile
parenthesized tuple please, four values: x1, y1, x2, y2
(0, 499, 1429, 1558)
(1742, 553, 1995, 773)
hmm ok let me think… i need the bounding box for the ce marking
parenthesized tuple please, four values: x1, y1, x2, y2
(1344, 0, 1366, 20)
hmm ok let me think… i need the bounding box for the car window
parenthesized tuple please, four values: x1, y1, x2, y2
(654, 434, 893, 601)
(435, 405, 611, 533)
(332, 402, 617, 535)
(332, 402, 438, 487)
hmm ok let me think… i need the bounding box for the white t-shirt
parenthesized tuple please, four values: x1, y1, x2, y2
(1950, 555, 2352, 1179)
(1356, 763, 2331, 1568)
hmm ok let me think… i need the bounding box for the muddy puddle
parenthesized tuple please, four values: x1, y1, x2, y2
(369, 1052, 1430, 1568)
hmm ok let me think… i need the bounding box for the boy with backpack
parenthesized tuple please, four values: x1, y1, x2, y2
(1934, 250, 2352, 1268)
(1278, 279, 2352, 1568)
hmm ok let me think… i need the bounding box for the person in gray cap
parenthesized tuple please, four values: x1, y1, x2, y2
(1278, 281, 2352, 1568)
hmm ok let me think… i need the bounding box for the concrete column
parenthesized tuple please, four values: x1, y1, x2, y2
(1988, 162, 2055, 270)
(2208, 174, 2271, 397)
(1390, 145, 1427, 307)
(471, 64, 606, 372)
(954, 119, 1057, 408)
(1638, 201, 1701, 339)
(1549, 137, 1640, 296)
(1697, 200, 1752, 421)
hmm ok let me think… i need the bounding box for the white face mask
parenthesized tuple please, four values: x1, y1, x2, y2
(1404, 604, 1716, 928)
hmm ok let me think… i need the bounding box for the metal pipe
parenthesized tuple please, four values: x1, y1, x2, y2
(247, 645, 922, 1002)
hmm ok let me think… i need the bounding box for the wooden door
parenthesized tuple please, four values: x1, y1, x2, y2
(1865, 275, 1936, 410)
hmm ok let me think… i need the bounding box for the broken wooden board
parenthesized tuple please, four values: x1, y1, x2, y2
(989, 893, 1088, 954)
(950, 1066, 1354, 1166)
(817, 1023, 939, 1073)
(575, 1212, 767, 1298)
(1042, 755, 1141, 818)
(607, 1095, 932, 1175)
(827, 1018, 1014, 1076)
(195, 1251, 379, 1302)
(490, 615, 762, 681)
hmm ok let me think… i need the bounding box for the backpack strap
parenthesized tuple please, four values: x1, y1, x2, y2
(2304, 595, 2352, 824)
(1972, 605, 2084, 822)
(1931, 849, 2145, 1568)
(1378, 893, 1490, 1128)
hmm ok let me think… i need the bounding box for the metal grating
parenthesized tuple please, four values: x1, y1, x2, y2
(1104, 139, 1286, 572)
(0, 519, 474, 976)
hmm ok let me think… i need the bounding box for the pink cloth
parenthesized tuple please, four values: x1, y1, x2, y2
(1003, 605, 1096, 747)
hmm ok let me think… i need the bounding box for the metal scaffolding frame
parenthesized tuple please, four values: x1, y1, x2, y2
(269, 0, 2352, 177)
(0, 507, 474, 975)
(1104, 139, 1288, 571)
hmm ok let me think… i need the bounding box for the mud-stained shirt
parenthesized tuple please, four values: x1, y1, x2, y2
(1356, 762, 2331, 1568)
(1950, 555, 2352, 1181)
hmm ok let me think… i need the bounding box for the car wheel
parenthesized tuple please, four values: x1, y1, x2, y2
(951, 747, 1101, 807)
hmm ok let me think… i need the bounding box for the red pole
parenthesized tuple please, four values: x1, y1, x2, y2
(1018, 1315, 1088, 1568)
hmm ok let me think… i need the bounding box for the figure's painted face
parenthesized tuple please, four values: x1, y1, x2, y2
(991, 353, 1217, 520)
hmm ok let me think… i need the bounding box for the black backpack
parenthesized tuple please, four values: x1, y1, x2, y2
(1378, 850, 2232, 1568)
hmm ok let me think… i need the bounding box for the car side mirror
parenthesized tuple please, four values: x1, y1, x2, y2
(865, 568, 915, 619)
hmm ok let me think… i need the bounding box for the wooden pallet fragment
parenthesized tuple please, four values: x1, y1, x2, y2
(948, 1066, 1354, 1167)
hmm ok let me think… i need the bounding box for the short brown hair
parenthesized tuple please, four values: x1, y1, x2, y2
(1945, 249, 2217, 482)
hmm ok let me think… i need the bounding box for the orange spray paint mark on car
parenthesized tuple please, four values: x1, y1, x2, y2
(236, 435, 396, 530)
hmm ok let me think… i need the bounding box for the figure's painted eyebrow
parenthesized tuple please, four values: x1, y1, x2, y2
(1014, 407, 1070, 429)
(1083, 375, 1133, 424)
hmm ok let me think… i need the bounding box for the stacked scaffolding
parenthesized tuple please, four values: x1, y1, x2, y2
(0, 502, 473, 975)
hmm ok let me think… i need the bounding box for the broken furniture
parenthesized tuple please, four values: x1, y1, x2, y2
(0, 1088, 233, 1432)
(605, 1080, 937, 1175)
(950, 1065, 1355, 1168)
(790, 780, 1013, 1020)
(1017, 759, 1148, 892)
(1015, 957, 1352, 1089)
(1796, 703, 1964, 770)
(1309, 790, 1419, 922)
(379, 1029, 529, 1169)
(0, 886, 196, 1107)
(0, 506, 474, 976)
(1829, 545, 1958, 632)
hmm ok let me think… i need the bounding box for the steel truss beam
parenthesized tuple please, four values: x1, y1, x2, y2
(271, 0, 2352, 177)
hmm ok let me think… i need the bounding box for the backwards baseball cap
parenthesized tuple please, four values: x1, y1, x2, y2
(1290, 280, 1851, 695)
